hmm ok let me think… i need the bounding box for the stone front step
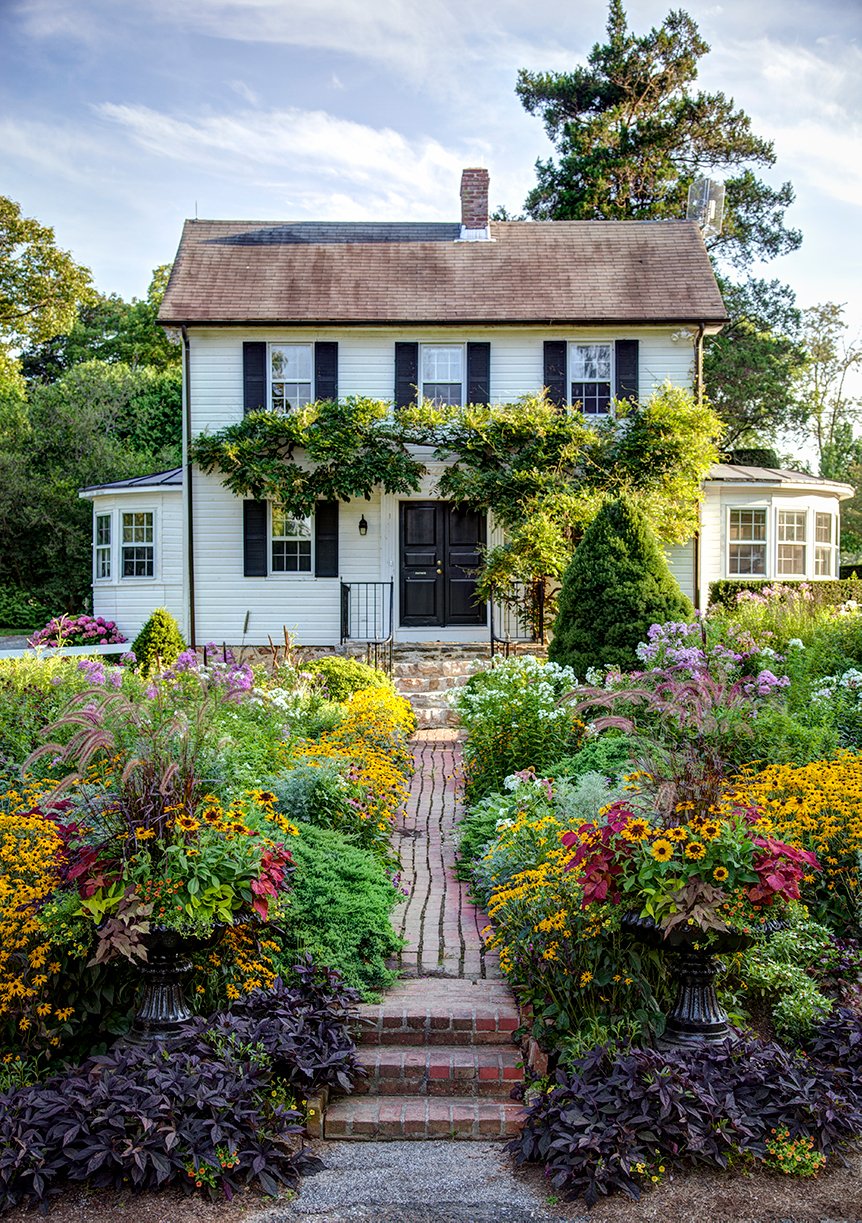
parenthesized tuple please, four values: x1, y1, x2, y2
(353, 1044, 523, 1098)
(395, 674, 471, 693)
(324, 1094, 525, 1140)
(411, 706, 459, 728)
(356, 979, 519, 1048)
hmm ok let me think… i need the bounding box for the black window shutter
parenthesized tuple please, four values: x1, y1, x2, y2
(466, 342, 491, 405)
(243, 341, 267, 415)
(394, 342, 419, 408)
(615, 340, 639, 404)
(243, 501, 267, 576)
(314, 341, 338, 401)
(543, 340, 567, 407)
(315, 501, 339, 577)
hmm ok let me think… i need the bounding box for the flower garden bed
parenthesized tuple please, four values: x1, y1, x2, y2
(0, 644, 414, 1214)
(452, 587, 862, 1207)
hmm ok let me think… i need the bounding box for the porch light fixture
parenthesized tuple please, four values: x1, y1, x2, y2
(358, 515, 368, 536)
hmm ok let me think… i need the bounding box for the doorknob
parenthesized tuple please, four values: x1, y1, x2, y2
(436, 568, 442, 574)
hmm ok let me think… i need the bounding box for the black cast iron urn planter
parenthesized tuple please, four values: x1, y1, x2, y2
(622, 912, 777, 1049)
(126, 924, 225, 1044)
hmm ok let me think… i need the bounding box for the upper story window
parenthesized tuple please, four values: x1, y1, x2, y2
(815, 512, 837, 576)
(728, 508, 767, 576)
(272, 506, 312, 573)
(95, 512, 112, 580)
(777, 510, 807, 576)
(270, 344, 313, 413)
(421, 344, 464, 407)
(570, 343, 612, 415)
(121, 511, 154, 578)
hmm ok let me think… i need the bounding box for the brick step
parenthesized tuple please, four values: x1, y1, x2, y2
(353, 1044, 522, 1098)
(324, 1094, 525, 1140)
(356, 981, 519, 1047)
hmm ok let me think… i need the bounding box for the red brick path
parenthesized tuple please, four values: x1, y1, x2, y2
(391, 733, 500, 980)
(324, 733, 524, 1140)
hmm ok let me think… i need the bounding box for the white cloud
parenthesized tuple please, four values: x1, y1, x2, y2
(96, 102, 485, 217)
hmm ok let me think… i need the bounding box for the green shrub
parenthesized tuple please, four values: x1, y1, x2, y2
(264, 761, 392, 861)
(452, 656, 582, 801)
(305, 655, 392, 701)
(550, 734, 634, 781)
(709, 577, 862, 611)
(548, 497, 692, 676)
(743, 704, 838, 768)
(131, 607, 185, 673)
(0, 587, 54, 631)
(278, 823, 402, 997)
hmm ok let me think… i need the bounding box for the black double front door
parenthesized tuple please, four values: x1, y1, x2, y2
(399, 502, 487, 628)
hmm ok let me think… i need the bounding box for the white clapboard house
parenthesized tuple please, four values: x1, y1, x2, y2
(81, 170, 852, 649)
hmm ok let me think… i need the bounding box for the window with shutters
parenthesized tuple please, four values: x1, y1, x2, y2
(815, 512, 836, 577)
(420, 344, 464, 407)
(121, 511, 155, 579)
(271, 506, 312, 573)
(777, 510, 807, 576)
(94, 512, 112, 580)
(728, 508, 767, 576)
(270, 344, 313, 413)
(569, 343, 613, 414)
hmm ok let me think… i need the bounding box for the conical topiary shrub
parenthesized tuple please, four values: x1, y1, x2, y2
(131, 607, 186, 674)
(548, 496, 693, 677)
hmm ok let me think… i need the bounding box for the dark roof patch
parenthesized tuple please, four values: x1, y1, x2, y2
(81, 468, 183, 493)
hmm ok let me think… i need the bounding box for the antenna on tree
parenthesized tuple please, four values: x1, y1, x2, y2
(686, 177, 725, 238)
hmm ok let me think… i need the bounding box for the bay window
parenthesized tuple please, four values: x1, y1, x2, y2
(777, 510, 807, 576)
(121, 511, 155, 578)
(815, 512, 837, 576)
(728, 508, 767, 576)
(95, 513, 112, 580)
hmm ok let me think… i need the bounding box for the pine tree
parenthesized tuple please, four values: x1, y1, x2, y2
(548, 496, 692, 676)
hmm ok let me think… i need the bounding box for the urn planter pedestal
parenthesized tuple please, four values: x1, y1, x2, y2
(127, 925, 224, 1044)
(622, 912, 772, 1049)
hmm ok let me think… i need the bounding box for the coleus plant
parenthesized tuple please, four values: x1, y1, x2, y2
(563, 799, 820, 935)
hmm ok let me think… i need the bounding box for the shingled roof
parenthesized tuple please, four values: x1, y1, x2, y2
(158, 219, 727, 327)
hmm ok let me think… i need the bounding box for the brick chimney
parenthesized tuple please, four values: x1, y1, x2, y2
(459, 168, 490, 239)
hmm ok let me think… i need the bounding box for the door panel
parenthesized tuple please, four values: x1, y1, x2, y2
(399, 503, 487, 628)
(446, 506, 486, 626)
(400, 502, 444, 626)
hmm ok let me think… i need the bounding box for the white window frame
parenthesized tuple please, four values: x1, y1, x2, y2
(120, 508, 157, 581)
(270, 504, 313, 576)
(269, 343, 314, 414)
(94, 510, 113, 582)
(815, 511, 838, 577)
(776, 508, 808, 578)
(568, 341, 614, 416)
(726, 506, 768, 577)
(419, 342, 465, 407)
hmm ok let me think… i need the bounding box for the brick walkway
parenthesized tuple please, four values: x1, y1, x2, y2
(391, 732, 500, 981)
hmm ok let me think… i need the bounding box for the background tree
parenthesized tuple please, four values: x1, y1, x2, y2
(21, 265, 178, 381)
(792, 303, 862, 476)
(0, 196, 93, 350)
(0, 361, 181, 620)
(516, 0, 800, 269)
(548, 496, 693, 675)
(703, 277, 806, 448)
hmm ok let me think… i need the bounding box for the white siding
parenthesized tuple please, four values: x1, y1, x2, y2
(89, 491, 184, 642)
(665, 540, 695, 602)
(186, 324, 695, 434)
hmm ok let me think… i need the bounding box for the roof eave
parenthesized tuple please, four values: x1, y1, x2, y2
(158, 315, 729, 329)
(705, 477, 855, 501)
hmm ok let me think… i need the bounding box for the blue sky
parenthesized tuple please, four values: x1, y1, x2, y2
(1, 0, 860, 335)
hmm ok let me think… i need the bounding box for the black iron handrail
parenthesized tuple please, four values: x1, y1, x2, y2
(340, 581, 394, 673)
(489, 581, 545, 658)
